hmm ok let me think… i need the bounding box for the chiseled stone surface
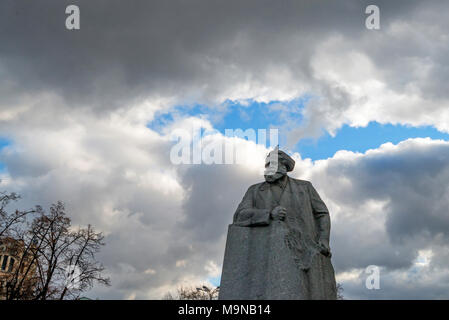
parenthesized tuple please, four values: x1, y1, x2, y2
(219, 149, 337, 300)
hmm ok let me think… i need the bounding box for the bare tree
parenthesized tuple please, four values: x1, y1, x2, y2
(2, 200, 110, 300)
(0, 191, 35, 238)
(163, 285, 219, 300)
(194, 285, 220, 300)
(337, 283, 345, 300)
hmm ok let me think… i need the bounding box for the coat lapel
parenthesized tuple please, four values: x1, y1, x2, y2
(256, 182, 273, 210)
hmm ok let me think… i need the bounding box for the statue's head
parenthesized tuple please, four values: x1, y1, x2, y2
(264, 147, 295, 183)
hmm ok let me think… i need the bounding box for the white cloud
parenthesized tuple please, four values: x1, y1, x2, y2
(2, 98, 449, 299)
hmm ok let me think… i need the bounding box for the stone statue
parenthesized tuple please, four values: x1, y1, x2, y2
(219, 148, 337, 300)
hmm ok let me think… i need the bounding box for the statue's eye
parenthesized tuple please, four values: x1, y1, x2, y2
(265, 162, 270, 168)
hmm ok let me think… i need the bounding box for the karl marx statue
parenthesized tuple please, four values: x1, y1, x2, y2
(219, 148, 337, 300)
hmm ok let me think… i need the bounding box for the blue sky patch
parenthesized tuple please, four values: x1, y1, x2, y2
(212, 98, 309, 133)
(296, 122, 449, 160)
(147, 98, 309, 146)
(207, 275, 221, 287)
(0, 138, 10, 173)
(148, 100, 449, 161)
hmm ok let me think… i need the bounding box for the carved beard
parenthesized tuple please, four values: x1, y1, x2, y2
(264, 172, 285, 183)
(264, 163, 287, 183)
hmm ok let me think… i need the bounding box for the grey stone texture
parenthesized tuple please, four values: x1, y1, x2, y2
(219, 150, 337, 300)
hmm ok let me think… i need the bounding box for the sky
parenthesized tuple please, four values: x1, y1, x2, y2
(1, 0, 449, 299)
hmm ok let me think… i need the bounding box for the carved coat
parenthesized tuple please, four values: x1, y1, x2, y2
(219, 176, 337, 300)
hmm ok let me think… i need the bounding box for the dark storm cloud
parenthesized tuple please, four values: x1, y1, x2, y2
(3, 0, 449, 142)
(0, 0, 427, 110)
(326, 140, 449, 244)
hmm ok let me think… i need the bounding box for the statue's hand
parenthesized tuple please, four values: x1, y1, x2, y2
(318, 238, 331, 257)
(271, 206, 287, 221)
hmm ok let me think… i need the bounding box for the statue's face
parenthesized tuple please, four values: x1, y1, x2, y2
(264, 154, 287, 183)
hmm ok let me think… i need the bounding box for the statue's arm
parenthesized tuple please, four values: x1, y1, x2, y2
(233, 186, 271, 227)
(307, 182, 331, 256)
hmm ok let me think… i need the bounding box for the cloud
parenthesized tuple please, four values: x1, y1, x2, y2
(296, 138, 449, 298)
(0, 106, 271, 298)
(1, 0, 449, 299)
(3, 102, 449, 299)
(2, 0, 449, 142)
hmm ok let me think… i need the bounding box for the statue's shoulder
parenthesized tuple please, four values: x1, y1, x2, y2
(247, 182, 265, 190)
(288, 177, 311, 186)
